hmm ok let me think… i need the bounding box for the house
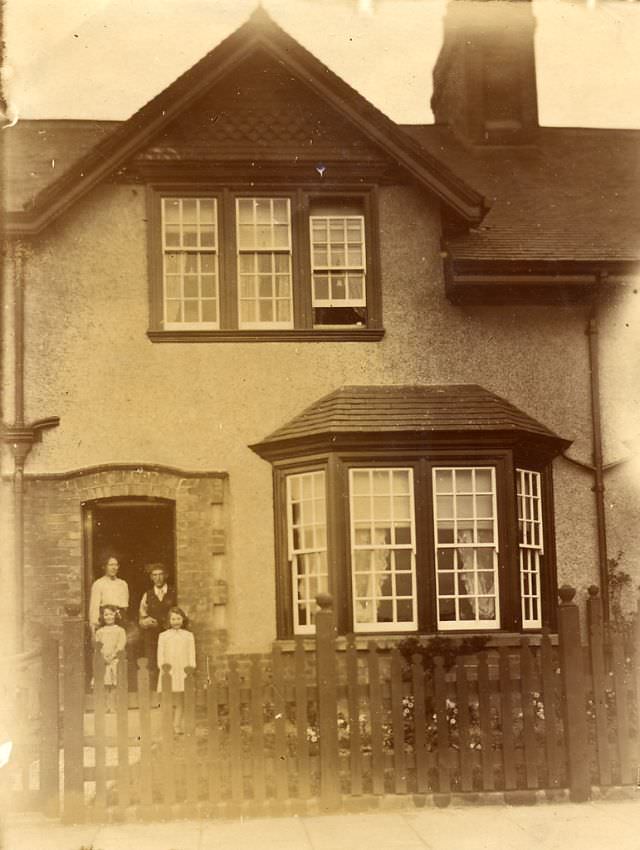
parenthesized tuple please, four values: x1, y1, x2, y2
(1, 2, 639, 662)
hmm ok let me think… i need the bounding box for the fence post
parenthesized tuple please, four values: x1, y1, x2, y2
(62, 604, 85, 823)
(557, 585, 591, 802)
(39, 636, 60, 817)
(315, 593, 340, 812)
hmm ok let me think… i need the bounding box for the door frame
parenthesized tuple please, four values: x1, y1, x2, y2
(81, 496, 177, 620)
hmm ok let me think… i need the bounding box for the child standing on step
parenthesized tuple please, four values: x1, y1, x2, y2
(95, 604, 127, 712)
(157, 606, 196, 734)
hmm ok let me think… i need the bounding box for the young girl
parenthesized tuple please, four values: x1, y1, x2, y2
(157, 606, 196, 734)
(95, 604, 127, 712)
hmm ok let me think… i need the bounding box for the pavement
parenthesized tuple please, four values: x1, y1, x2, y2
(3, 798, 640, 850)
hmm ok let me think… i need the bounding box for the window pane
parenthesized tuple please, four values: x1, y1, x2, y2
(349, 467, 416, 631)
(310, 210, 366, 318)
(184, 301, 199, 322)
(236, 199, 292, 328)
(288, 471, 327, 634)
(162, 198, 218, 327)
(202, 300, 217, 322)
(517, 469, 544, 629)
(433, 467, 500, 630)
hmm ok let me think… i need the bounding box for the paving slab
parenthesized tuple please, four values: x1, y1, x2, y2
(200, 814, 310, 849)
(93, 818, 202, 850)
(302, 812, 428, 850)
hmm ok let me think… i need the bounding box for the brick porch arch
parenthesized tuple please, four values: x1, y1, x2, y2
(22, 465, 229, 658)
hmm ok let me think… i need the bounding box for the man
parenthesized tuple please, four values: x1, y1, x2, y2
(138, 563, 177, 686)
(88, 555, 129, 633)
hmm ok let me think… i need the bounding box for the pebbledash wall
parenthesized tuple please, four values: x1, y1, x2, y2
(5, 179, 639, 654)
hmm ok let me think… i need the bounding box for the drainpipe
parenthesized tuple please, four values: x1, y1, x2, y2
(11, 242, 28, 652)
(2, 242, 59, 651)
(586, 290, 609, 623)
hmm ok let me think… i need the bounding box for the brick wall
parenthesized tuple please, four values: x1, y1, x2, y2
(22, 466, 229, 665)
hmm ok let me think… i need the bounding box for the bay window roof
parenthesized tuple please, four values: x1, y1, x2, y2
(250, 384, 571, 460)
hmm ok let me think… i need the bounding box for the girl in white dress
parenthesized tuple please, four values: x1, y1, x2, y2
(95, 605, 127, 712)
(157, 607, 196, 733)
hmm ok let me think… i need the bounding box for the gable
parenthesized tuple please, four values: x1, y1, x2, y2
(3, 9, 486, 235)
(135, 51, 385, 164)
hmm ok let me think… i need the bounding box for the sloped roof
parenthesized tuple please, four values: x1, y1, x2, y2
(1, 8, 486, 234)
(5, 117, 639, 268)
(252, 384, 570, 456)
(402, 124, 640, 265)
(2, 120, 122, 213)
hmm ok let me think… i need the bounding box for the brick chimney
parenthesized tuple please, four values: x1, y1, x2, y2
(432, 0, 539, 145)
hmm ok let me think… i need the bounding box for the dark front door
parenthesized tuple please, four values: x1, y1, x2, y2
(83, 498, 176, 687)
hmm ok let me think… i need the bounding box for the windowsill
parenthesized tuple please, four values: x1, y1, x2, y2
(148, 328, 385, 343)
(275, 631, 558, 652)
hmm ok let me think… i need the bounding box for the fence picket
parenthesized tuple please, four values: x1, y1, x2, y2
(455, 656, 473, 792)
(160, 664, 175, 807)
(477, 652, 494, 791)
(411, 654, 429, 794)
(116, 650, 130, 815)
(62, 609, 85, 824)
(206, 671, 220, 807)
(586, 589, 612, 786)
(272, 644, 289, 805)
(294, 639, 311, 800)
(498, 648, 517, 790)
(433, 656, 450, 794)
(227, 658, 243, 807)
(367, 641, 385, 795)
(136, 658, 153, 813)
(611, 628, 633, 784)
(184, 667, 198, 813)
(93, 648, 107, 816)
(346, 637, 363, 796)
(520, 639, 538, 789)
(39, 638, 60, 817)
(250, 656, 267, 805)
(540, 632, 561, 789)
(390, 649, 407, 794)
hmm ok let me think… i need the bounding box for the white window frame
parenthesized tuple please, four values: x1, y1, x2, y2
(309, 214, 367, 321)
(517, 468, 544, 629)
(349, 467, 418, 633)
(432, 466, 501, 631)
(286, 470, 328, 635)
(161, 197, 220, 330)
(236, 197, 293, 330)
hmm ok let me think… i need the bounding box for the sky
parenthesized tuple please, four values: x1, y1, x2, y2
(3, 0, 640, 127)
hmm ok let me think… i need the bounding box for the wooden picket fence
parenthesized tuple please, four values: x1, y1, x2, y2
(51, 587, 640, 822)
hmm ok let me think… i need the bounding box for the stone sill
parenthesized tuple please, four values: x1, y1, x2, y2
(147, 328, 385, 343)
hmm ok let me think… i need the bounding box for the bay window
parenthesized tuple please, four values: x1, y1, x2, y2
(253, 385, 569, 640)
(277, 456, 554, 638)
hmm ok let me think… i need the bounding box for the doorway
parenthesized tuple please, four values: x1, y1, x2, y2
(83, 497, 176, 621)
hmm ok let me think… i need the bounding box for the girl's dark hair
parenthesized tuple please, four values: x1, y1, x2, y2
(168, 606, 189, 629)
